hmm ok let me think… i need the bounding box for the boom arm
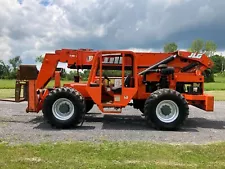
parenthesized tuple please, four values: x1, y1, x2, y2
(37, 49, 96, 89)
(36, 53, 59, 89)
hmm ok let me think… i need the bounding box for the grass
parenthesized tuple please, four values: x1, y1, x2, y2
(205, 91, 225, 101)
(0, 89, 14, 99)
(204, 83, 225, 91)
(0, 141, 225, 169)
(0, 80, 16, 89)
(204, 76, 225, 91)
(212, 76, 225, 83)
(0, 80, 74, 89)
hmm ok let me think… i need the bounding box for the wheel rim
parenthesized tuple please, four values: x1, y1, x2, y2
(156, 100, 179, 123)
(52, 98, 75, 121)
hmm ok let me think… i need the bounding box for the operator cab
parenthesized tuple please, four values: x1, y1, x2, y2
(86, 51, 138, 112)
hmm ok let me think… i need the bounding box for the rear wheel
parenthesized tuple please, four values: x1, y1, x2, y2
(133, 99, 145, 114)
(144, 89, 189, 130)
(42, 87, 86, 129)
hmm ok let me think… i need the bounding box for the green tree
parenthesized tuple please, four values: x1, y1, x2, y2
(35, 55, 44, 63)
(189, 39, 204, 53)
(163, 42, 178, 52)
(0, 60, 10, 79)
(82, 70, 90, 81)
(210, 55, 225, 73)
(8, 56, 22, 79)
(9, 56, 22, 71)
(64, 70, 90, 81)
(65, 70, 76, 80)
(203, 40, 217, 57)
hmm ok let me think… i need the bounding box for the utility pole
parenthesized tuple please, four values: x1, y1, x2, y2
(222, 62, 224, 72)
(221, 53, 224, 72)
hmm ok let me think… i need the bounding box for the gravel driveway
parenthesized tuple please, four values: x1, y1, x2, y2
(0, 101, 225, 145)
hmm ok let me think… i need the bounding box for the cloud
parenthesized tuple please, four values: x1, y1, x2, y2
(0, 0, 225, 64)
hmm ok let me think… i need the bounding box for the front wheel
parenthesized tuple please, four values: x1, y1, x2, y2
(42, 87, 86, 129)
(144, 89, 189, 130)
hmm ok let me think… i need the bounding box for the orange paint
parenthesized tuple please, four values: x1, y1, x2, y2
(15, 49, 214, 113)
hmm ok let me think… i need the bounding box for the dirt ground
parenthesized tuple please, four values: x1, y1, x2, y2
(0, 101, 225, 145)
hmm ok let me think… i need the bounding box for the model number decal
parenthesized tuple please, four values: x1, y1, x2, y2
(188, 53, 203, 59)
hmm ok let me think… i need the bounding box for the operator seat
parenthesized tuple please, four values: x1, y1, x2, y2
(111, 75, 132, 94)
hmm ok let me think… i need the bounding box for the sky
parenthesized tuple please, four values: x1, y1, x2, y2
(0, 0, 225, 66)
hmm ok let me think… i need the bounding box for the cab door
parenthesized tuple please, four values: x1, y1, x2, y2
(112, 51, 138, 107)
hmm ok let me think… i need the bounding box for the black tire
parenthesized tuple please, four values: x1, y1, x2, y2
(133, 99, 145, 114)
(42, 87, 86, 129)
(138, 100, 145, 114)
(85, 100, 94, 113)
(139, 108, 144, 114)
(144, 88, 189, 131)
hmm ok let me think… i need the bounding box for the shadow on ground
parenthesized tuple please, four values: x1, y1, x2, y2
(32, 114, 225, 132)
(1, 112, 225, 132)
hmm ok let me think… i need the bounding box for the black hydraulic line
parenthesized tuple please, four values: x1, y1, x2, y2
(181, 62, 199, 72)
(138, 54, 177, 75)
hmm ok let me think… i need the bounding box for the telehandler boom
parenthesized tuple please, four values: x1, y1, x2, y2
(2, 48, 214, 130)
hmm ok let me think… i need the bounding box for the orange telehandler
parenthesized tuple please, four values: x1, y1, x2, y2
(1, 49, 214, 130)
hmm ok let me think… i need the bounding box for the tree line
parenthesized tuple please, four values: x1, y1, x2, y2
(0, 39, 224, 81)
(0, 56, 22, 79)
